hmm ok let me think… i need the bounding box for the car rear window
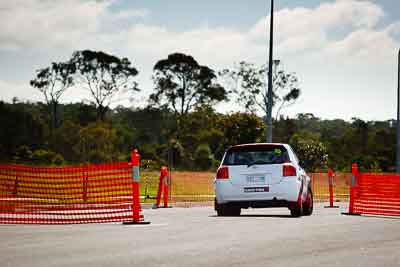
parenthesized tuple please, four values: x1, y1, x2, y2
(223, 145, 290, 166)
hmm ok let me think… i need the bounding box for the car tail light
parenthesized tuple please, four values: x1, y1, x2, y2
(216, 166, 229, 179)
(283, 163, 297, 177)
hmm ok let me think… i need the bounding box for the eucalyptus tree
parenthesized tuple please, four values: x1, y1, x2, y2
(150, 52, 227, 117)
(220, 60, 300, 125)
(30, 61, 75, 130)
(71, 50, 139, 121)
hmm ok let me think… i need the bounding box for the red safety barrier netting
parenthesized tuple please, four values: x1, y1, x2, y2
(309, 172, 351, 202)
(352, 172, 400, 217)
(0, 162, 143, 224)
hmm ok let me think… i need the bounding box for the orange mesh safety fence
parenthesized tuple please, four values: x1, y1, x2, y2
(309, 172, 351, 202)
(169, 171, 215, 202)
(352, 173, 400, 216)
(0, 162, 140, 224)
(162, 171, 351, 203)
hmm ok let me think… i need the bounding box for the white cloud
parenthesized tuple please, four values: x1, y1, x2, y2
(249, 0, 385, 55)
(0, 0, 107, 50)
(2, 0, 393, 65)
(115, 9, 150, 19)
(323, 25, 400, 62)
(0, 0, 399, 120)
(0, 0, 150, 51)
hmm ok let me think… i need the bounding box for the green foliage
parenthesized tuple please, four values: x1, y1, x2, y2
(62, 102, 97, 126)
(221, 112, 266, 147)
(178, 105, 223, 156)
(139, 144, 159, 162)
(273, 117, 298, 143)
(290, 134, 328, 172)
(141, 159, 162, 171)
(194, 144, 213, 170)
(12, 146, 64, 166)
(74, 122, 120, 164)
(12, 145, 33, 162)
(0, 101, 46, 157)
(167, 139, 186, 168)
(54, 120, 81, 162)
(71, 50, 140, 121)
(30, 61, 75, 131)
(0, 98, 396, 172)
(31, 149, 64, 166)
(220, 60, 300, 119)
(0, 50, 397, 172)
(150, 52, 227, 115)
(212, 159, 221, 170)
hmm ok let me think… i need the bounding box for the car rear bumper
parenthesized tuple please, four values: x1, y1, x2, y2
(215, 199, 297, 209)
(215, 177, 301, 205)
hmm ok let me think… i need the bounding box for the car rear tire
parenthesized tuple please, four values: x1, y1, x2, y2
(290, 197, 303, 217)
(216, 205, 228, 216)
(229, 206, 241, 216)
(216, 202, 241, 216)
(303, 189, 313, 216)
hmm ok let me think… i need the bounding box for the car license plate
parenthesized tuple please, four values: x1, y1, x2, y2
(246, 175, 265, 184)
(244, 187, 269, 193)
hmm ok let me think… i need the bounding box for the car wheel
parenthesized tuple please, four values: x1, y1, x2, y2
(290, 197, 303, 217)
(229, 206, 241, 216)
(216, 207, 226, 216)
(216, 203, 241, 217)
(216, 204, 228, 216)
(303, 189, 313, 216)
(215, 198, 228, 216)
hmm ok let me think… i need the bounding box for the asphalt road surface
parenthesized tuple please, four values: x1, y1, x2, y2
(1, 204, 399, 267)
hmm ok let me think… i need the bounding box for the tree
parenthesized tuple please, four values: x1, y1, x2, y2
(178, 105, 223, 153)
(30, 61, 75, 131)
(194, 144, 213, 170)
(74, 122, 120, 163)
(220, 60, 300, 123)
(55, 120, 82, 163)
(290, 134, 328, 172)
(273, 116, 298, 143)
(71, 50, 139, 121)
(150, 53, 227, 117)
(0, 101, 45, 159)
(221, 113, 266, 149)
(62, 102, 97, 126)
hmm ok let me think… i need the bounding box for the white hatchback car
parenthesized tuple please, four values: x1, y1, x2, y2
(214, 143, 313, 217)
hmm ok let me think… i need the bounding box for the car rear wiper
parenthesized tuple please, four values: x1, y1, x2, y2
(247, 160, 268, 167)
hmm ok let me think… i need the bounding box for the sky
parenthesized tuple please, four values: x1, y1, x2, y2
(0, 0, 399, 121)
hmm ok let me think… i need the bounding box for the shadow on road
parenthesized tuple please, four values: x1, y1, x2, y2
(209, 214, 293, 218)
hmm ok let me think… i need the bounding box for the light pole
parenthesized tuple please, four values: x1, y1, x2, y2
(266, 0, 274, 143)
(397, 48, 400, 173)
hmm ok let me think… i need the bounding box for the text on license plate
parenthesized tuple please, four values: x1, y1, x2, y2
(246, 175, 265, 184)
(244, 187, 269, 193)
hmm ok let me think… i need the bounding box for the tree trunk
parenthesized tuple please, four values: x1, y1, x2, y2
(97, 105, 106, 121)
(53, 101, 58, 129)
